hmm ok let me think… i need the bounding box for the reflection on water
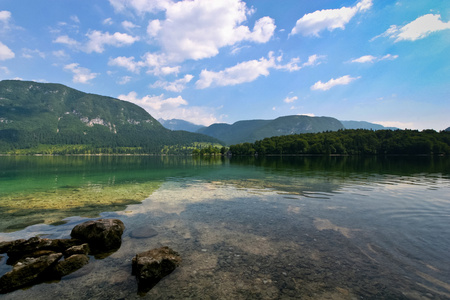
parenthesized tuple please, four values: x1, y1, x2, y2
(0, 156, 449, 299)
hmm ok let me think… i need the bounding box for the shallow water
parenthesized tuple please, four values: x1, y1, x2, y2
(0, 156, 449, 299)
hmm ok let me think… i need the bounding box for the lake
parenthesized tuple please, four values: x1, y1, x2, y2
(0, 155, 449, 299)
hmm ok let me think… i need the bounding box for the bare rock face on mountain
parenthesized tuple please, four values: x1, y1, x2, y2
(71, 219, 125, 253)
(132, 246, 182, 293)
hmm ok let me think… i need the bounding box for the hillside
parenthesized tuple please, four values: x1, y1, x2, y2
(0, 80, 221, 154)
(158, 118, 205, 132)
(340, 120, 398, 130)
(197, 115, 344, 145)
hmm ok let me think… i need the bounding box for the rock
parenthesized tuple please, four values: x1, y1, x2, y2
(132, 246, 182, 293)
(64, 243, 90, 258)
(130, 225, 158, 239)
(52, 254, 90, 278)
(0, 252, 63, 294)
(71, 219, 125, 253)
(0, 239, 26, 254)
(5, 237, 82, 265)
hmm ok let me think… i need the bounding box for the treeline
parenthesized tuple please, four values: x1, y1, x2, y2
(0, 125, 221, 155)
(229, 129, 450, 156)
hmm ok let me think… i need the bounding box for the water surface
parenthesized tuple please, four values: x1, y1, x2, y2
(0, 156, 449, 299)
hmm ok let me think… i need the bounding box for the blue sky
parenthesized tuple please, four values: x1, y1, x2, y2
(0, 0, 449, 130)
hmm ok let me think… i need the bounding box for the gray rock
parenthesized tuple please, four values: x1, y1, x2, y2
(71, 219, 125, 253)
(0, 252, 63, 294)
(132, 246, 182, 293)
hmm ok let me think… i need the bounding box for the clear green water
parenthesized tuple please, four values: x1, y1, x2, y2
(0, 156, 449, 299)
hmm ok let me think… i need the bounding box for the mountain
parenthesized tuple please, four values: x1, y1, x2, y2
(159, 118, 205, 132)
(340, 120, 398, 130)
(0, 80, 221, 153)
(197, 115, 344, 145)
(445, 127, 450, 132)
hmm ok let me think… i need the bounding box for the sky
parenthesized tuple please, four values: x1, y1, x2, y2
(0, 0, 449, 130)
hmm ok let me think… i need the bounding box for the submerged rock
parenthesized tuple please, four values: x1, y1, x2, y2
(52, 254, 90, 278)
(0, 252, 63, 294)
(71, 219, 125, 253)
(0, 218, 125, 294)
(132, 246, 182, 293)
(130, 225, 158, 239)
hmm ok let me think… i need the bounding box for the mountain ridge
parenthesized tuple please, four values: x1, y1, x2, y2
(196, 115, 345, 145)
(0, 80, 221, 153)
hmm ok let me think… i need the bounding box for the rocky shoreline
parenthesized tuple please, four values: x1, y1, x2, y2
(0, 219, 180, 295)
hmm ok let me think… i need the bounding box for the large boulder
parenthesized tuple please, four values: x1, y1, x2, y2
(0, 252, 63, 294)
(132, 246, 182, 293)
(71, 219, 125, 253)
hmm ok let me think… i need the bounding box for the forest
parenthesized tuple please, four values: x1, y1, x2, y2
(228, 129, 450, 156)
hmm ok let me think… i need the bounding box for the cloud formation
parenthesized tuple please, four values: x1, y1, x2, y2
(196, 52, 301, 89)
(375, 14, 450, 42)
(151, 74, 194, 92)
(54, 31, 139, 53)
(146, 0, 276, 62)
(64, 63, 98, 84)
(0, 41, 15, 60)
(118, 91, 218, 125)
(350, 54, 398, 63)
(311, 75, 360, 91)
(290, 0, 372, 36)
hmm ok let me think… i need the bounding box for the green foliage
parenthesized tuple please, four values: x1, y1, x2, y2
(0, 80, 222, 154)
(197, 115, 344, 145)
(229, 129, 450, 156)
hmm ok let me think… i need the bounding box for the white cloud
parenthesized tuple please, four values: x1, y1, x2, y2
(22, 48, 46, 59)
(109, 0, 171, 14)
(118, 91, 218, 125)
(196, 52, 301, 89)
(53, 35, 80, 47)
(52, 50, 69, 58)
(151, 74, 194, 92)
(103, 18, 114, 25)
(351, 54, 398, 63)
(71, 15, 80, 23)
(302, 54, 326, 67)
(290, 0, 372, 36)
(0, 41, 15, 60)
(0, 66, 9, 74)
(311, 75, 360, 91)
(122, 20, 139, 31)
(351, 55, 376, 63)
(54, 31, 139, 53)
(64, 63, 98, 84)
(118, 76, 132, 85)
(284, 96, 298, 103)
(376, 14, 450, 42)
(84, 30, 139, 53)
(0, 10, 11, 24)
(108, 56, 142, 73)
(109, 52, 180, 76)
(149, 0, 276, 62)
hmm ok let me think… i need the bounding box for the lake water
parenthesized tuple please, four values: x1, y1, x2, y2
(0, 156, 449, 299)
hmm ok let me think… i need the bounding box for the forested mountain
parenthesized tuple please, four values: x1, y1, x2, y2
(0, 80, 221, 154)
(229, 129, 450, 156)
(197, 115, 344, 145)
(340, 120, 398, 130)
(159, 118, 205, 132)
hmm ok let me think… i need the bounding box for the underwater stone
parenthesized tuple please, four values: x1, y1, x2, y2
(71, 219, 125, 253)
(0, 252, 63, 294)
(132, 246, 182, 293)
